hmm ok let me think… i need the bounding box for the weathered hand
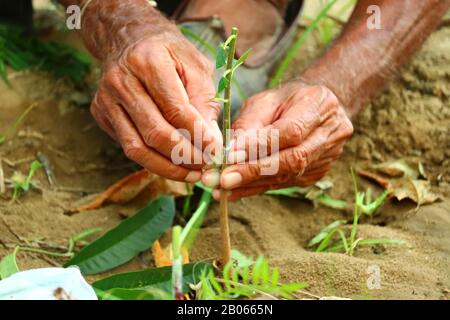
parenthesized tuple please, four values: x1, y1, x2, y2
(86, 2, 221, 182)
(203, 80, 353, 200)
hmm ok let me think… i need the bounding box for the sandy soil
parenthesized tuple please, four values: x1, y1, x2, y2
(0, 9, 449, 299)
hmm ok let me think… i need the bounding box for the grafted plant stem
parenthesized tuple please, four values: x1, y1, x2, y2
(220, 27, 238, 266)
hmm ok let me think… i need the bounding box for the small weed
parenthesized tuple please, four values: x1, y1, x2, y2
(308, 168, 404, 255)
(11, 160, 42, 201)
(196, 250, 305, 300)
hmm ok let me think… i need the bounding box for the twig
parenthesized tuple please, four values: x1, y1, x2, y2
(2, 156, 36, 168)
(0, 156, 5, 194)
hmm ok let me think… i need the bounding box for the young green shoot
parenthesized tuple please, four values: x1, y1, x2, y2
(196, 250, 305, 300)
(215, 28, 251, 265)
(171, 189, 212, 299)
(308, 168, 405, 255)
(11, 160, 42, 201)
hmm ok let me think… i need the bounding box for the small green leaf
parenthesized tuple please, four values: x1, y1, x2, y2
(23, 160, 42, 191)
(0, 247, 20, 279)
(71, 227, 102, 243)
(265, 187, 308, 198)
(217, 76, 229, 94)
(93, 263, 211, 295)
(215, 45, 227, 69)
(0, 135, 5, 145)
(360, 190, 389, 216)
(316, 193, 348, 210)
(233, 48, 252, 70)
(308, 220, 346, 248)
(65, 196, 176, 275)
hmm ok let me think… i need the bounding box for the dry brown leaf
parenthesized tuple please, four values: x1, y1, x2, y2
(68, 169, 188, 214)
(151, 240, 190, 267)
(358, 159, 440, 207)
(371, 159, 422, 178)
(391, 178, 441, 206)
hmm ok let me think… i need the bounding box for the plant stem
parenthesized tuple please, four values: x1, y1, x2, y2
(220, 27, 238, 266)
(172, 226, 183, 300)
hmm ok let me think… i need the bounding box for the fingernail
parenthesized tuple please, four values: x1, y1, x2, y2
(227, 150, 246, 164)
(222, 172, 242, 189)
(202, 170, 220, 188)
(185, 171, 202, 183)
(212, 189, 221, 200)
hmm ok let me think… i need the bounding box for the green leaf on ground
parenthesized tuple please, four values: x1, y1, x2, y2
(308, 220, 346, 248)
(93, 262, 211, 300)
(0, 247, 20, 279)
(64, 196, 175, 275)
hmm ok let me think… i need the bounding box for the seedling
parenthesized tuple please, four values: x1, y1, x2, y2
(171, 190, 212, 299)
(11, 160, 42, 201)
(215, 28, 251, 265)
(196, 250, 305, 300)
(308, 168, 404, 255)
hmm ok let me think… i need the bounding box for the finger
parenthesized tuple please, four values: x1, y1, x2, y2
(221, 125, 328, 189)
(232, 90, 285, 131)
(130, 49, 221, 150)
(99, 94, 202, 182)
(104, 73, 205, 169)
(90, 95, 117, 141)
(229, 86, 329, 162)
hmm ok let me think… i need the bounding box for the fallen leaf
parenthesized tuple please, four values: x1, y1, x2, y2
(371, 159, 421, 179)
(357, 169, 391, 189)
(391, 178, 441, 206)
(68, 170, 188, 214)
(358, 159, 440, 207)
(151, 240, 189, 268)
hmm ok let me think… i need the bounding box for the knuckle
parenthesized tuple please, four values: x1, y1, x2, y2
(284, 148, 307, 173)
(125, 42, 149, 68)
(143, 126, 164, 149)
(103, 68, 123, 92)
(286, 119, 305, 143)
(164, 103, 185, 124)
(123, 139, 144, 160)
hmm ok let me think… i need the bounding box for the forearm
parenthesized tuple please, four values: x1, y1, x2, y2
(302, 0, 450, 117)
(58, 0, 174, 61)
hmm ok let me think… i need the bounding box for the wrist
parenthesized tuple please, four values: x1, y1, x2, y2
(301, 64, 359, 118)
(80, 0, 174, 61)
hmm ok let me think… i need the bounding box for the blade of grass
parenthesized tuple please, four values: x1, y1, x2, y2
(270, 0, 337, 87)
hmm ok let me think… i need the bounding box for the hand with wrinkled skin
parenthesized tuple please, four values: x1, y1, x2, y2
(67, 0, 222, 182)
(202, 81, 353, 201)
